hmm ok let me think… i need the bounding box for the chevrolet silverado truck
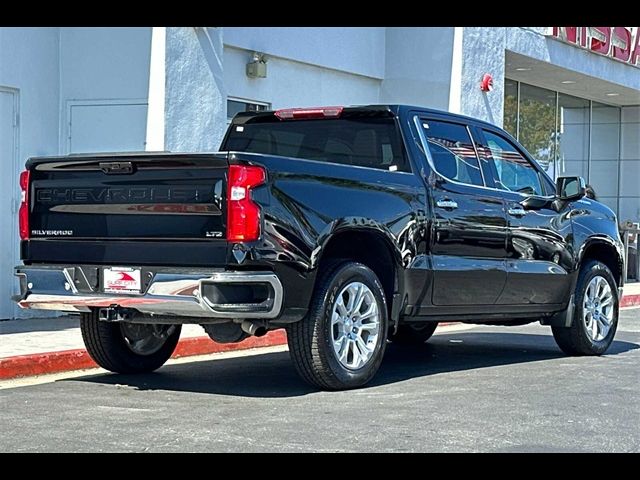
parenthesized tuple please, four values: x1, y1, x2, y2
(14, 105, 625, 390)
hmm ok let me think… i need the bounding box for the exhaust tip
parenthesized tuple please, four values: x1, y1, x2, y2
(241, 320, 268, 337)
(253, 326, 267, 337)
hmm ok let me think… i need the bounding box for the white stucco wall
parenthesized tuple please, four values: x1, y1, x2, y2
(380, 27, 455, 110)
(224, 46, 381, 109)
(459, 27, 506, 126)
(164, 27, 226, 152)
(0, 27, 61, 319)
(60, 27, 152, 101)
(0, 27, 60, 159)
(59, 27, 152, 153)
(224, 27, 385, 79)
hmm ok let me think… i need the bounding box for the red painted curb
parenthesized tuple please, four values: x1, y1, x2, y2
(0, 330, 287, 381)
(173, 330, 287, 358)
(621, 294, 640, 308)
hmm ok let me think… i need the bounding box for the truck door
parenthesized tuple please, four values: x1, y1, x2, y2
(474, 127, 573, 306)
(414, 115, 508, 306)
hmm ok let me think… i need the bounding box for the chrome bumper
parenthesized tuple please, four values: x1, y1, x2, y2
(14, 266, 283, 320)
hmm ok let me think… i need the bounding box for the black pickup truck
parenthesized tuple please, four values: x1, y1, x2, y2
(14, 105, 625, 390)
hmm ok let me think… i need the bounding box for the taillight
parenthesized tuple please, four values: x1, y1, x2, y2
(275, 106, 343, 120)
(19, 169, 30, 240)
(227, 165, 266, 242)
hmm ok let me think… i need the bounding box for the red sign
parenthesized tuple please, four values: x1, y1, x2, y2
(550, 27, 640, 68)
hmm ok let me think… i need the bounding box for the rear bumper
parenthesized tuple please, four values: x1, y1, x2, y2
(14, 265, 283, 320)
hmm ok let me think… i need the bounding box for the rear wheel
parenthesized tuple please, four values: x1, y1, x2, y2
(390, 322, 438, 345)
(287, 261, 388, 390)
(552, 260, 618, 356)
(81, 310, 181, 374)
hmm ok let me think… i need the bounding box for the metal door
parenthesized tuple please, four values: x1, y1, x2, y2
(0, 88, 19, 319)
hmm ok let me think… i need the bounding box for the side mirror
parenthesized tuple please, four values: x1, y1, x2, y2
(556, 176, 586, 201)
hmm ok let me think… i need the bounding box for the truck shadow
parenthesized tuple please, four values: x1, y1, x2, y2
(73, 331, 639, 398)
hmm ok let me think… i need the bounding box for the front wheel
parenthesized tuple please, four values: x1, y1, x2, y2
(287, 261, 389, 390)
(81, 311, 181, 374)
(552, 260, 618, 356)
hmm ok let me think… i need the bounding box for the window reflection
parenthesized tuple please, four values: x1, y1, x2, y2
(504, 80, 518, 138)
(502, 79, 624, 217)
(557, 93, 589, 181)
(423, 121, 484, 186)
(517, 84, 557, 177)
(484, 131, 543, 196)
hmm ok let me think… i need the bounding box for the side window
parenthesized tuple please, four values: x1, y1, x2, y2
(422, 120, 484, 186)
(482, 131, 543, 196)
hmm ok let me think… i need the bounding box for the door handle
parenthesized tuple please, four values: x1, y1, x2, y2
(508, 206, 527, 217)
(436, 199, 458, 210)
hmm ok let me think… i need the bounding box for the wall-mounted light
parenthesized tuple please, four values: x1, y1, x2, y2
(246, 52, 267, 79)
(480, 73, 494, 92)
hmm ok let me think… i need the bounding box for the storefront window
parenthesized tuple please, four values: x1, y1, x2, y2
(517, 84, 557, 177)
(590, 102, 621, 212)
(503, 80, 518, 138)
(557, 93, 590, 182)
(503, 79, 625, 217)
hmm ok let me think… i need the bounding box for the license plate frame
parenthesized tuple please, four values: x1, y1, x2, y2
(103, 267, 142, 294)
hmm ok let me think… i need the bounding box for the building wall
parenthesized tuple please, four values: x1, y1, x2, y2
(459, 27, 506, 126)
(60, 27, 152, 103)
(223, 45, 381, 121)
(381, 27, 455, 110)
(59, 27, 152, 153)
(164, 27, 226, 152)
(620, 106, 640, 223)
(0, 28, 60, 319)
(224, 27, 385, 79)
(0, 27, 60, 159)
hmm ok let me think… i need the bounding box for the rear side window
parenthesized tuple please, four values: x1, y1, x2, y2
(421, 120, 484, 186)
(223, 117, 409, 172)
(482, 131, 543, 196)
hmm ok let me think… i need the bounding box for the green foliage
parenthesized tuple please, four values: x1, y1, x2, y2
(504, 90, 556, 170)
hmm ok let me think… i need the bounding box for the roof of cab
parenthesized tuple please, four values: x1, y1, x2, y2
(231, 104, 499, 130)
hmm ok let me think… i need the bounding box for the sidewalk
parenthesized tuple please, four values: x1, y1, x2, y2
(623, 281, 640, 307)
(1, 283, 639, 381)
(0, 319, 286, 380)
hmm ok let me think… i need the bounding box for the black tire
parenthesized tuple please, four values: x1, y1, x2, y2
(287, 261, 389, 390)
(390, 322, 438, 345)
(552, 260, 619, 356)
(80, 310, 181, 374)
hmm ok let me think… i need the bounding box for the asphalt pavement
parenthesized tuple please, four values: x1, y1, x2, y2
(1, 309, 638, 452)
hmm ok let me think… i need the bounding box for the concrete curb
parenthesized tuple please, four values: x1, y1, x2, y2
(0, 330, 287, 381)
(621, 294, 640, 308)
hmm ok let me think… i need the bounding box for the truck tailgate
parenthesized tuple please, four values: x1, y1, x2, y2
(23, 153, 229, 266)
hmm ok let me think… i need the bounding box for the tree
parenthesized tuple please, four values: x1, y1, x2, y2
(504, 91, 556, 173)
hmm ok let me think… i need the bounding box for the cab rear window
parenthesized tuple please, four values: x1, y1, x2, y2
(223, 118, 409, 172)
